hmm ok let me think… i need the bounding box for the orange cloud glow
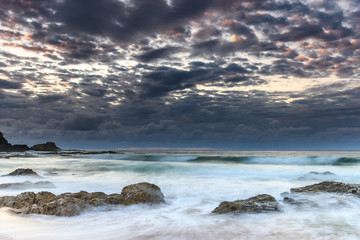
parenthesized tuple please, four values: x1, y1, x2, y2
(231, 35, 242, 42)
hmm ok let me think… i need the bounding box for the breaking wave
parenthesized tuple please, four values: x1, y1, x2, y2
(77, 153, 360, 166)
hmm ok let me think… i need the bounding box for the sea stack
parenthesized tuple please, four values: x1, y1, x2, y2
(31, 142, 60, 151)
(0, 132, 30, 152)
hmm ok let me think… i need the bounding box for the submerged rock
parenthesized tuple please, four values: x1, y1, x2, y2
(31, 142, 60, 151)
(212, 194, 279, 214)
(121, 182, 166, 205)
(297, 171, 336, 180)
(0, 181, 55, 190)
(282, 196, 319, 208)
(4, 168, 39, 176)
(290, 181, 360, 195)
(0, 182, 165, 216)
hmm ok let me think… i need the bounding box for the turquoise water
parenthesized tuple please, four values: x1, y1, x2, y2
(1, 150, 360, 239)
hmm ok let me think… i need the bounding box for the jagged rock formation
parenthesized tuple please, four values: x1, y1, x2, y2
(0, 182, 166, 216)
(0, 132, 60, 152)
(290, 181, 360, 194)
(31, 142, 60, 151)
(4, 168, 39, 177)
(281, 181, 360, 207)
(0, 132, 9, 146)
(212, 194, 279, 214)
(0, 132, 30, 152)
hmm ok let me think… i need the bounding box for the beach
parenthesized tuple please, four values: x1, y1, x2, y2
(1, 150, 360, 239)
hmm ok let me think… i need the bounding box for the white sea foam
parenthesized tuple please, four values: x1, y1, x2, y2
(1, 150, 360, 239)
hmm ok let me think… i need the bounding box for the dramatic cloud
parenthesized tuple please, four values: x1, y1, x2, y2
(0, 0, 359, 149)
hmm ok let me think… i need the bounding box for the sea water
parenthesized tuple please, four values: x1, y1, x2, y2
(1, 150, 360, 240)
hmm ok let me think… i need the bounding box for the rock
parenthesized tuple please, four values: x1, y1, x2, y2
(0, 132, 10, 145)
(290, 181, 360, 195)
(281, 181, 360, 208)
(212, 194, 279, 214)
(0, 181, 56, 190)
(0, 132, 30, 152)
(31, 142, 60, 151)
(0, 182, 165, 216)
(120, 182, 166, 205)
(4, 168, 39, 176)
(11, 145, 31, 151)
(297, 171, 336, 180)
(282, 196, 319, 208)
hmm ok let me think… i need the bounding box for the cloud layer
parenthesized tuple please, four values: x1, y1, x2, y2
(0, 0, 359, 149)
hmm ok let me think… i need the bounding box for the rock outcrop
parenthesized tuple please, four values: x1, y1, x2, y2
(290, 181, 360, 195)
(281, 181, 360, 207)
(212, 194, 279, 214)
(0, 132, 30, 152)
(0, 181, 55, 190)
(0, 132, 9, 146)
(31, 142, 60, 151)
(121, 182, 166, 205)
(4, 168, 39, 176)
(0, 182, 165, 216)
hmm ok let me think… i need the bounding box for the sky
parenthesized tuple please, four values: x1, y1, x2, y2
(0, 0, 360, 150)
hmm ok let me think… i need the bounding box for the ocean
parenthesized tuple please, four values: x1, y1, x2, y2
(1, 150, 360, 240)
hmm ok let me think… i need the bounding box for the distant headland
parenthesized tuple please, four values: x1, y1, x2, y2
(0, 132, 60, 152)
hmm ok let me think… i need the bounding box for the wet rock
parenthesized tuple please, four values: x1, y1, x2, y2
(283, 197, 297, 204)
(4, 168, 39, 176)
(297, 171, 336, 180)
(290, 181, 360, 195)
(0, 192, 36, 210)
(0, 182, 165, 216)
(0, 181, 55, 190)
(120, 182, 166, 205)
(31, 142, 60, 151)
(282, 196, 320, 208)
(212, 194, 279, 214)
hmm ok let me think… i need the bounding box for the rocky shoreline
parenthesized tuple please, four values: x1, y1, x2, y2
(0, 132, 60, 152)
(0, 168, 166, 216)
(0, 182, 165, 216)
(0, 168, 360, 217)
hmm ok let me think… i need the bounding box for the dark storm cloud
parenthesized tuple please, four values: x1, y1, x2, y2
(63, 114, 106, 131)
(138, 68, 207, 98)
(37, 94, 66, 103)
(224, 63, 249, 74)
(271, 24, 324, 42)
(83, 88, 107, 97)
(0, 79, 22, 89)
(136, 61, 260, 98)
(193, 27, 221, 39)
(56, 0, 214, 43)
(136, 47, 182, 62)
(237, 13, 287, 26)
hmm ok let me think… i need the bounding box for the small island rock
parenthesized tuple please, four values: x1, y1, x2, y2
(4, 168, 39, 176)
(212, 194, 279, 214)
(31, 142, 60, 151)
(0, 132, 30, 152)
